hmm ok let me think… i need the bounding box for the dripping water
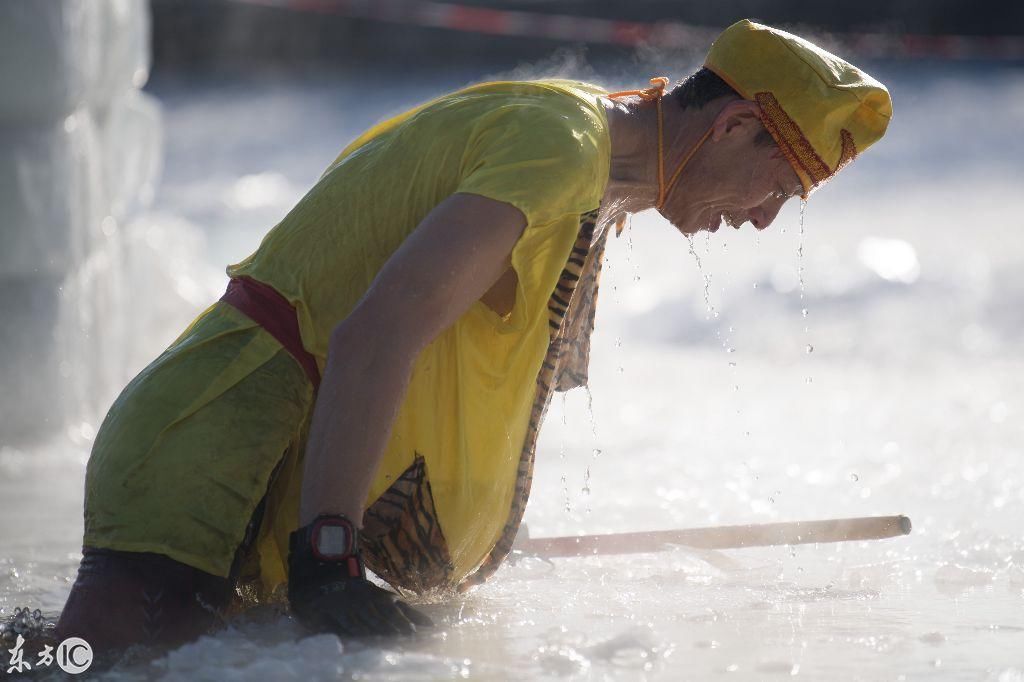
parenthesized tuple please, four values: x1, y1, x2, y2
(560, 391, 570, 512)
(685, 235, 718, 323)
(687, 233, 748, 431)
(624, 217, 640, 283)
(797, 200, 807, 302)
(581, 386, 601, 511)
(797, 199, 813, 385)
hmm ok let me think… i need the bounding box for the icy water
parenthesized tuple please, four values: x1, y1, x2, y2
(3, 60, 1024, 679)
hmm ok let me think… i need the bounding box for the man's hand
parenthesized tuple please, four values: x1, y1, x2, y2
(288, 514, 433, 636)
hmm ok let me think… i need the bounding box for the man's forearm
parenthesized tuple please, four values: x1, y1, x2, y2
(298, 312, 421, 527)
(295, 193, 527, 527)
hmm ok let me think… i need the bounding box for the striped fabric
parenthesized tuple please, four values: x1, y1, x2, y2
(357, 206, 610, 594)
(460, 206, 609, 591)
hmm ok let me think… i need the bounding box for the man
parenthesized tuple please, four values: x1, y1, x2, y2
(56, 20, 891, 651)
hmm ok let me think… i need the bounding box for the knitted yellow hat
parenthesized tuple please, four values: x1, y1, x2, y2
(704, 19, 893, 197)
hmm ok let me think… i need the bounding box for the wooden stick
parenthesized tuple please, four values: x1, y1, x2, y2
(514, 515, 912, 558)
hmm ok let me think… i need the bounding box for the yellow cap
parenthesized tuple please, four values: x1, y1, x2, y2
(704, 19, 893, 197)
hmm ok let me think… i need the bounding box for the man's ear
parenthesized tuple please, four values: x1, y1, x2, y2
(710, 99, 763, 142)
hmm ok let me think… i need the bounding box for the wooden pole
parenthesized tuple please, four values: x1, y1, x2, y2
(514, 515, 912, 558)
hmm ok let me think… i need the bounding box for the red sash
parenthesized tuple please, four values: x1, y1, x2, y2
(220, 276, 321, 389)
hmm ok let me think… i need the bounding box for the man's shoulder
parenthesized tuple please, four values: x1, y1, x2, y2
(442, 79, 607, 127)
(461, 80, 609, 160)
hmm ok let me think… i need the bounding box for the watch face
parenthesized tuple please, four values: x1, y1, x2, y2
(313, 521, 353, 558)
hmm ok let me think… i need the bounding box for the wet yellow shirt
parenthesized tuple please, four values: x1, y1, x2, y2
(229, 79, 611, 588)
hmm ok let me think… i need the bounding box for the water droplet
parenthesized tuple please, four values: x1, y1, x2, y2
(728, 361, 737, 368)
(752, 282, 758, 289)
(805, 344, 814, 354)
(801, 308, 808, 318)
(726, 347, 736, 354)
(805, 376, 813, 384)
(850, 473, 859, 482)
(728, 326, 735, 333)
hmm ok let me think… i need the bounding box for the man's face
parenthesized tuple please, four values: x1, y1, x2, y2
(658, 118, 804, 236)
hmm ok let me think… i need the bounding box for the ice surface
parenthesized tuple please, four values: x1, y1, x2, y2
(2, 61, 1024, 679)
(90, 0, 152, 112)
(0, 0, 150, 124)
(0, 0, 102, 124)
(0, 110, 103, 278)
(0, 0, 158, 443)
(97, 90, 163, 219)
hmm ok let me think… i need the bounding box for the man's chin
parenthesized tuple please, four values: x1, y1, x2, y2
(679, 220, 720, 236)
(666, 209, 721, 236)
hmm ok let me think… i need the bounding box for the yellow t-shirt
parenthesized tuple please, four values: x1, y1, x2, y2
(229, 79, 611, 588)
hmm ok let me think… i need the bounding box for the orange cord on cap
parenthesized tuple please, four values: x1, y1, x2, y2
(607, 77, 713, 211)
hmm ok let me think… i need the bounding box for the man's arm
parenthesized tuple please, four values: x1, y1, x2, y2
(298, 191, 527, 526)
(288, 193, 526, 636)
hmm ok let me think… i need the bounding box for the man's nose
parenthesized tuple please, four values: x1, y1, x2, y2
(749, 201, 783, 231)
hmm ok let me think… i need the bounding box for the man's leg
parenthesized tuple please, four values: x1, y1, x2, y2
(54, 547, 234, 655)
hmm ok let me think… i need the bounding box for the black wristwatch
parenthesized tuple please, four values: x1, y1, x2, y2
(289, 514, 364, 580)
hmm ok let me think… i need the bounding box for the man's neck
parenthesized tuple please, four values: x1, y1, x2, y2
(601, 95, 720, 218)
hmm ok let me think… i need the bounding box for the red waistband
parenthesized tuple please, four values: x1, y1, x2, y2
(220, 276, 321, 389)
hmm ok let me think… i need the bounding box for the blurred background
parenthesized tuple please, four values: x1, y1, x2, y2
(2, 1, 1023, 679)
(3, 0, 1021, 451)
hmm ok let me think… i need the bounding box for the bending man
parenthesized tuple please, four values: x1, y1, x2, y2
(56, 20, 892, 652)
